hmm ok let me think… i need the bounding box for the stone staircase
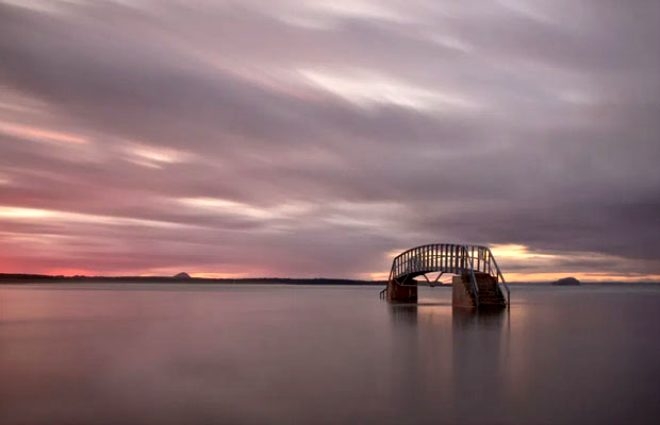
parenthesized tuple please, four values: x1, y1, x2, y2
(473, 272, 506, 307)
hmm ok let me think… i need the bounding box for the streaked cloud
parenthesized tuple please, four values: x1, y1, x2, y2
(120, 141, 195, 169)
(300, 68, 478, 112)
(178, 197, 313, 222)
(0, 0, 658, 279)
(0, 205, 194, 229)
(0, 121, 89, 145)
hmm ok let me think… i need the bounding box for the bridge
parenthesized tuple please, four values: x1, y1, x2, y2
(381, 244, 510, 308)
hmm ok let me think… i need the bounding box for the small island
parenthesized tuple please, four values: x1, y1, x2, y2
(553, 276, 581, 286)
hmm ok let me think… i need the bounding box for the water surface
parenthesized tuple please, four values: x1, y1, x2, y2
(1, 283, 659, 424)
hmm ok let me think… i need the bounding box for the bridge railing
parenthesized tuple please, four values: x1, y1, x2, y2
(388, 244, 510, 306)
(464, 245, 510, 305)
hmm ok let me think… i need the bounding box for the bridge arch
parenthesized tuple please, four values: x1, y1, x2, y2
(383, 243, 510, 307)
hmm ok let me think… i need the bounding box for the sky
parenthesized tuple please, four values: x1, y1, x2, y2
(0, 0, 659, 281)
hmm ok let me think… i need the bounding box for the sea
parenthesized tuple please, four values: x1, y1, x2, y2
(1, 283, 659, 425)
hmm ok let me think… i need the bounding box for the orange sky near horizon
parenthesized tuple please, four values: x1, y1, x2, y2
(1, 238, 656, 283)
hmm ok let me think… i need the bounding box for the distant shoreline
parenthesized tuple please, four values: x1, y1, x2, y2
(0, 273, 386, 286)
(0, 273, 658, 286)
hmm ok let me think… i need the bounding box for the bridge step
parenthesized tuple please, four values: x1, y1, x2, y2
(475, 273, 506, 306)
(453, 272, 506, 308)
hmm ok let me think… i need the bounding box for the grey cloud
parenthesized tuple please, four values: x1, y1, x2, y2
(0, 0, 658, 278)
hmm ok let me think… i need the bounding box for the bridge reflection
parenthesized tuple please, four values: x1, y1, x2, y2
(452, 307, 508, 330)
(388, 302, 508, 329)
(386, 303, 510, 422)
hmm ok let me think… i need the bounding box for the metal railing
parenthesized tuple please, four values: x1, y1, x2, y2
(388, 243, 510, 306)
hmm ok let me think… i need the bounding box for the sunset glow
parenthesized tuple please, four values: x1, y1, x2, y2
(300, 69, 476, 112)
(0, 121, 89, 145)
(0, 0, 658, 281)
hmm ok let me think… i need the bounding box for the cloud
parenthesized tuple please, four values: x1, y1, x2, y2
(0, 0, 658, 279)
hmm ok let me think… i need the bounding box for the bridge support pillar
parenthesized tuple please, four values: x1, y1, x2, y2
(387, 278, 417, 303)
(452, 274, 476, 308)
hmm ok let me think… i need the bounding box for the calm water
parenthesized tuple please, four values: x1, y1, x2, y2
(1, 283, 659, 425)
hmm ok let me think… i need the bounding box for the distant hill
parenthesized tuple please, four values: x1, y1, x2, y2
(553, 277, 581, 286)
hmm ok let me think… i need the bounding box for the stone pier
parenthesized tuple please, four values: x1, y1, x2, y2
(386, 277, 417, 303)
(452, 274, 475, 308)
